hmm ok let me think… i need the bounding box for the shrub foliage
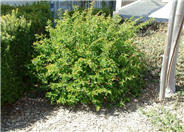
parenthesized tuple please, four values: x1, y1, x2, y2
(1, 2, 52, 36)
(31, 6, 147, 110)
(1, 2, 51, 105)
(1, 10, 31, 105)
(67, 6, 111, 17)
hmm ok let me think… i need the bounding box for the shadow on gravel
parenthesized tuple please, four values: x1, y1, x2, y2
(1, 95, 58, 132)
(2, 75, 182, 132)
(1, 75, 160, 132)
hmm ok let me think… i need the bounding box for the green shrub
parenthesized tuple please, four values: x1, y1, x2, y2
(67, 7, 111, 17)
(1, 2, 52, 36)
(1, 4, 15, 14)
(1, 10, 31, 105)
(92, 7, 111, 17)
(1, 2, 52, 105)
(30, 6, 148, 111)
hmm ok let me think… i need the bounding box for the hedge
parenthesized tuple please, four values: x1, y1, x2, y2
(1, 2, 51, 105)
(1, 2, 52, 36)
(1, 10, 32, 105)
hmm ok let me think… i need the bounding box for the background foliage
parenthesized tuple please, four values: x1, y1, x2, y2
(30, 5, 148, 111)
(1, 2, 52, 36)
(66, 6, 111, 17)
(1, 2, 51, 105)
(1, 10, 31, 105)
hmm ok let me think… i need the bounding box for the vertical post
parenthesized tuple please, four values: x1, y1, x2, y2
(166, 0, 184, 95)
(159, 0, 177, 101)
(159, 0, 184, 100)
(116, 0, 122, 11)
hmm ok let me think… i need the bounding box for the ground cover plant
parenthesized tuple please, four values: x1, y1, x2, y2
(136, 24, 184, 132)
(30, 5, 150, 111)
(141, 105, 184, 132)
(135, 24, 184, 88)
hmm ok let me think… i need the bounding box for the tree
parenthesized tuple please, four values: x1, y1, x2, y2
(159, 0, 184, 101)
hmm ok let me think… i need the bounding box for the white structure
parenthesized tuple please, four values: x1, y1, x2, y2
(116, 0, 122, 10)
(116, 0, 137, 10)
(115, 0, 170, 22)
(149, 1, 171, 19)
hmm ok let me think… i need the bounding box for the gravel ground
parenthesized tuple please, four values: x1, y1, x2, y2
(1, 79, 184, 132)
(2, 80, 160, 132)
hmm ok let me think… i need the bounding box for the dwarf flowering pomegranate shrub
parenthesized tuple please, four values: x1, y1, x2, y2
(30, 6, 148, 111)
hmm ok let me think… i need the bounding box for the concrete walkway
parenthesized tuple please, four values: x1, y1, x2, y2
(115, 0, 170, 22)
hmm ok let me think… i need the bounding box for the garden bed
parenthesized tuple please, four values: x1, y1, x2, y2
(2, 24, 183, 132)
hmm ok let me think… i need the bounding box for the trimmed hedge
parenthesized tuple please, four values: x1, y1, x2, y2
(30, 6, 149, 111)
(1, 2, 52, 105)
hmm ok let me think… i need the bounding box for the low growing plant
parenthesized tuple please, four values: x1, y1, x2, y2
(135, 24, 184, 86)
(140, 106, 184, 132)
(30, 5, 149, 111)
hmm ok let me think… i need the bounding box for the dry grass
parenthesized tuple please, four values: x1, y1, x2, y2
(135, 23, 184, 88)
(136, 23, 184, 131)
